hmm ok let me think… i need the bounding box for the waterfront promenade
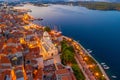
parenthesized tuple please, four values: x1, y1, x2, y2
(63, 36, 110, 80)
(77, 40, 110, 80)
(74, 40, 110, 80)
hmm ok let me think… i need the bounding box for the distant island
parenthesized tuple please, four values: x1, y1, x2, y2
(64, 1, 120, 11)
(30, 1, 120, 11)
(1, 1, 120, 11)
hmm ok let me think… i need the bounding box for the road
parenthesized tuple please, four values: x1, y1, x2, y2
(74, 40, 110, 80)
(63, 36, 110, 80)
(75, 56, 90, 80)
(74, 44, 96, 80)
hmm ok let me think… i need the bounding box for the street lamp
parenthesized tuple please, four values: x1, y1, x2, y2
(84, 57, 88, 61)
(95, 72, 99, 76)
(89, 64, 94, 68)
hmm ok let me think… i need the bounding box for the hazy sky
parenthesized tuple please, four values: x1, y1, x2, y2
(0, 0, 119, 2)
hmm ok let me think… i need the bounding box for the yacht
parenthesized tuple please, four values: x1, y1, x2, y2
(111, 75, 117, 79)
(101, 63, 110, 70)
(101, 62, 105, 65)
(103, 64, 110, 69)
(87, 49, 92, 53)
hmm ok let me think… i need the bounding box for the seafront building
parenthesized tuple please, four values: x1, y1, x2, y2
(41, 31, 58, 59)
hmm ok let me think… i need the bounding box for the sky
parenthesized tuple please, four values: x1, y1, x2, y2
(0, 0, 119, 2)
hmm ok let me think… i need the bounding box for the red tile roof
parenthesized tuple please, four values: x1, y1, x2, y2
(62, 75, 70, 80)
(55, 69, 69, 75)
(0, 70, 11, 80)
(25, 64, 33, 73)
(34, 68, 43, 80)
(0, 56, 11, 64)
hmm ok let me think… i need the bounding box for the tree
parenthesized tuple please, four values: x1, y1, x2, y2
(72, 64, 85, 80)
(44, 26, 51, 32)
(61, 49, 75, 65)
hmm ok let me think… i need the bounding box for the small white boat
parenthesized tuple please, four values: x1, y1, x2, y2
(87, 49, 92, 53)
(101, 62, 105, 65)
(103, 65, 110, 69)
(104, 66, 110, 69)
(111, 75, 117, 78)
(101, 63, 110, 69)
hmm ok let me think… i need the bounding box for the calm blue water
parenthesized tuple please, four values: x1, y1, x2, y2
(22, 4, 120, 79)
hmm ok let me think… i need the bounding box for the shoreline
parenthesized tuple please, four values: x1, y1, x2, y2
(28, 1, 120, 11)
(63, 36, 110, 80)
(74, 40, 110, 80)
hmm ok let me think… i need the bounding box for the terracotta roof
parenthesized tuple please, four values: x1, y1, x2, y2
(62, 75, 70, 80)
(25, 31, 33, 35)
(0, 65, 11, 69)
(14, 66, 23, 72)
(2, 45, 23, 55)
(29, 47, 40, 52)
(3, 70, 11, 75)
(55, 69, 76, 80)
(31, 60, 37, 65)
(25, 52, 42, 61)
(25, 52, 34, 59)
(11, 31, 24, 38)
(55, 69, 69, 75)
(25, 64, 33, 73)
(0, 56, 11, 64)
(56, 63, 65, 70)
(34, 68, 43, 80)
(0, 74, 5, 80)
(0, 70, 11, 80)
(7, 38, 20, 43)
(0, 43, 4, 51)
(35, 55, 43, 58)
(0, 37, 6, 43)
(29, 36, 37, 41)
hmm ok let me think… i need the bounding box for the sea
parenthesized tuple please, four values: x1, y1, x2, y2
(19, 4, 120, 80)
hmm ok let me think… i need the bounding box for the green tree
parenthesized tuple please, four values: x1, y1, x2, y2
(72, 64, 85, 80)
(44, 26, 51, 32)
